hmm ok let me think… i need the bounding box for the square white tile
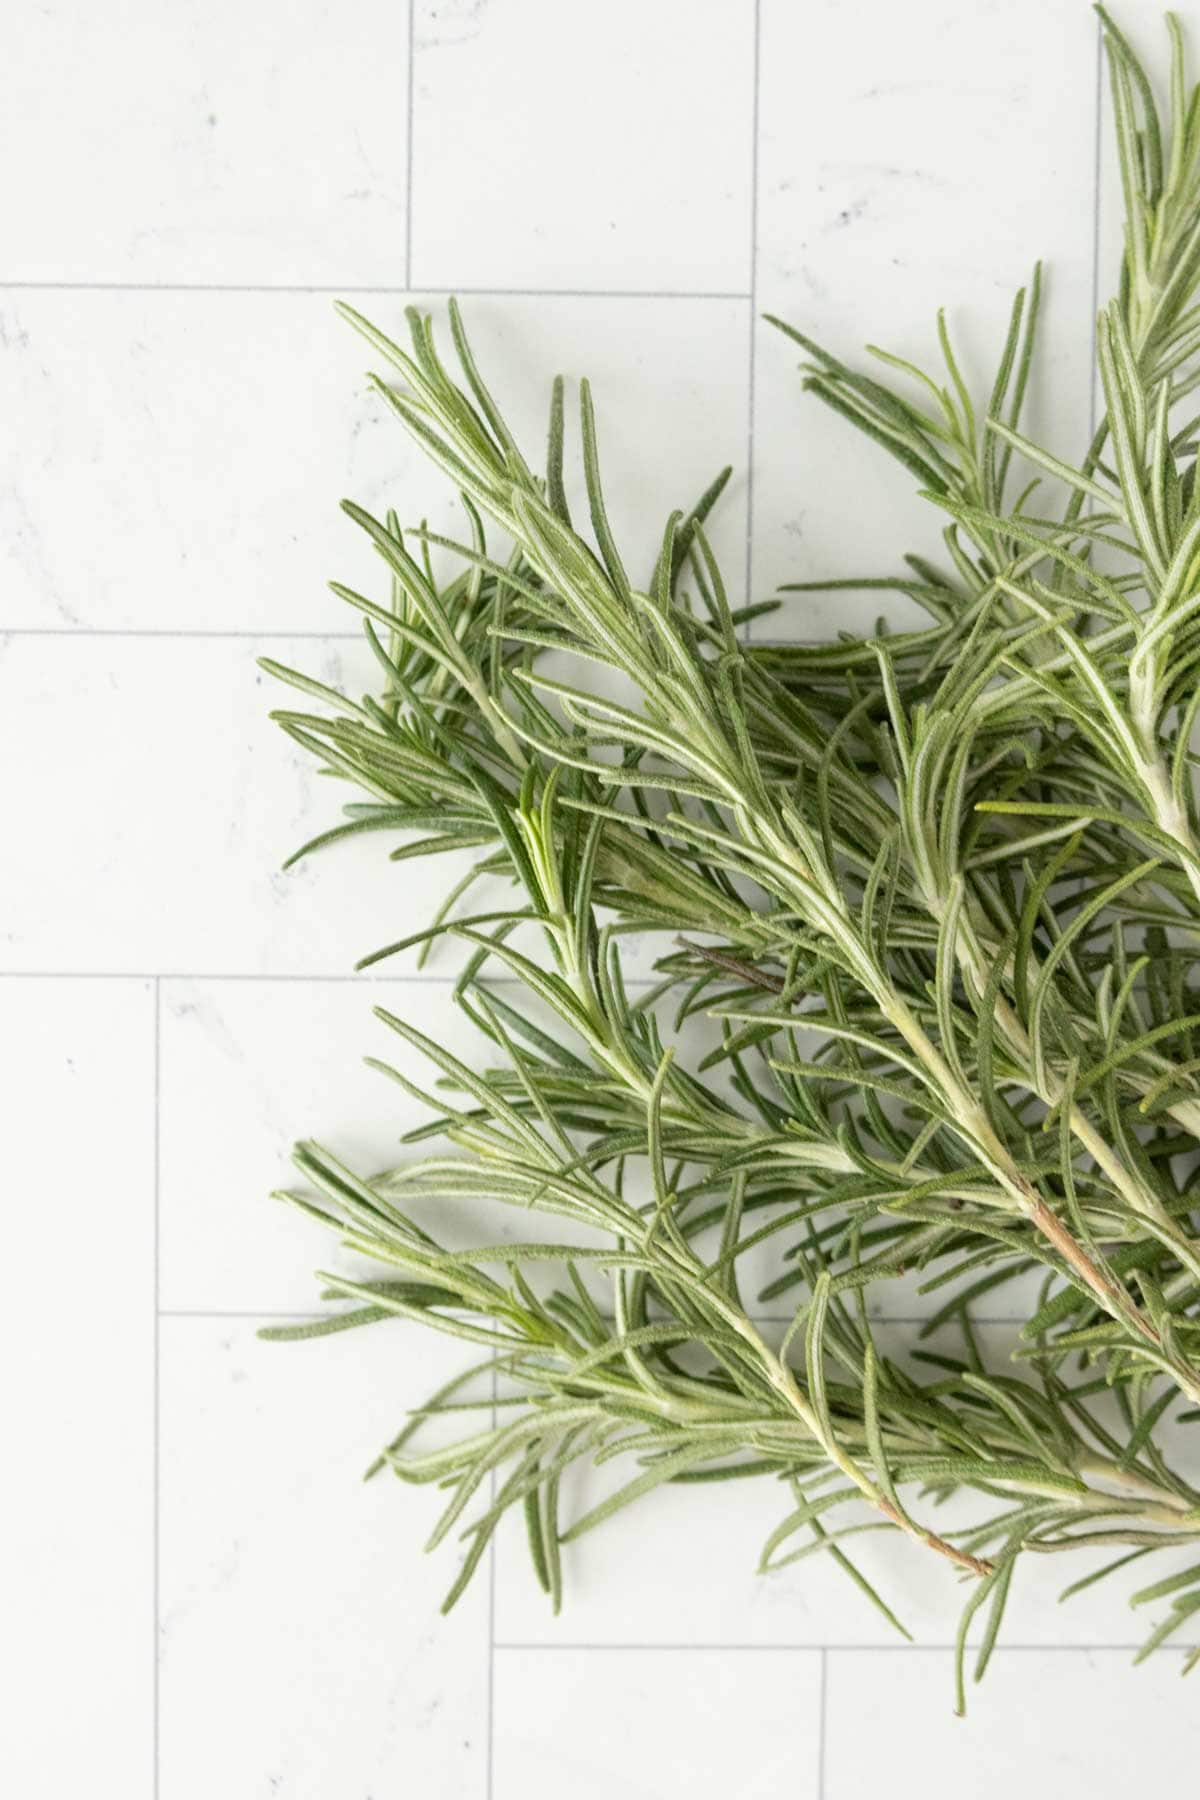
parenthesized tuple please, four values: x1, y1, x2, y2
(753, 0, 1099, 628)
(0, 289, 421, 632)
(159, 976, 398, 1315)
(1, 0, 409, 285)
(825, 1648, 1196, 1792)
(3, 977, 155, 1795)
(159, 975, 524, 1312)
(0, 633, 471, 975)
(492, 1645, 821, 1800)
(410, 0, 757, 294)
(159, 1317, 489, 1798)
(0, 289, 749, 630)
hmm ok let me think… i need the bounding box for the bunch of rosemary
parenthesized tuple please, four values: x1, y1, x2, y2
(262, 8, 1200, 1704)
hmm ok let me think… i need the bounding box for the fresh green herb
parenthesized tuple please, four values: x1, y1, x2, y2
(263, 8, 1200, 1701)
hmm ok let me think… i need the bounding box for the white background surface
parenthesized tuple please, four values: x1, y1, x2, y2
(3, 1, 1197, 1794)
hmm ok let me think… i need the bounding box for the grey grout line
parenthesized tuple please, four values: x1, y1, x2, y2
(1, 627, 364, 640)
(486, 1363, 497, 1800)
(491, 1642, 1194, 1655)
(744, 0, 762, 630)
(0, 970, 666, 988)
(0, 280, 750, 301)
(432, 286, 753, 302)
(0, 281, 416, 295)
(503, 1643, 774, 1654)
(152, 977, 161, 1800)
(1, 630, 367, 644)
(0, 970, 178, 981)
(406, 0, 416, 289)
(0, 281, 402, 294)
(162, 1310, 328, 1321)
(1089, 14, 1104, 438)
(818, 1647, 827, 1799)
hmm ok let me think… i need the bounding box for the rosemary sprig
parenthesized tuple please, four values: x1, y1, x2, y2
(262, 8, 1200, 1700)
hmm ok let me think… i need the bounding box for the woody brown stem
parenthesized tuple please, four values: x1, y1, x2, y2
(1027, 1194, 1200, 1408)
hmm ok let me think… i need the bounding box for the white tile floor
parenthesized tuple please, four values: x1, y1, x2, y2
(4, 2, 1198, 1795)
